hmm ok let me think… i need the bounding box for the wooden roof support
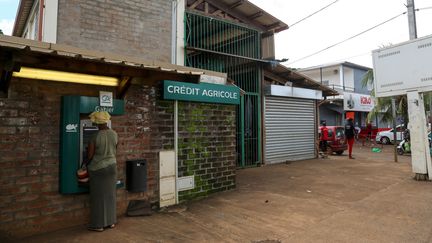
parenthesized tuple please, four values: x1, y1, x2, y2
(229, 0, 245, 9)
(116, 76, 131, 99)
(249, 11, 263, 20)
(189, 0, 204, 10)
(204, 0, 267, 32)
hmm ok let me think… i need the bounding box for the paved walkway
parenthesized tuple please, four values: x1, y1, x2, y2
(13, 145, 432, 243)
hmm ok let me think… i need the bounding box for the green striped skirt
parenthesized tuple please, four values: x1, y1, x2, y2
(89, 164, 117, 228)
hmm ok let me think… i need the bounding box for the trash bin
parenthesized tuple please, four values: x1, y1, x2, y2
(126, 159, 147, 192)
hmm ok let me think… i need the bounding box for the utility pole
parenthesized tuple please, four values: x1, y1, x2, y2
(407, 0, 417, 40)
(406, 0, 431, 180)
(392, 99, 398, 163)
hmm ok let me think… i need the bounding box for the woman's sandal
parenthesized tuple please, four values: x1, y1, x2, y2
(88, 227, 104, 232)
(108, 224, 115, 229)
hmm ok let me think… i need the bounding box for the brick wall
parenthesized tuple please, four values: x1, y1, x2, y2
(57, 0, 172, 62)
(0, 80, 161, 238)
(0, 79, 237, 239)
(177, 102, 236, 201)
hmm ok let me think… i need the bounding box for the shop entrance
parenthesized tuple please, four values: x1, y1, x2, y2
(185, 12, 262, 167)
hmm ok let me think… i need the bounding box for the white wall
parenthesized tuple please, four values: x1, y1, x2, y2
(21, 0, 58, 43)
(42, 0, 58, 43)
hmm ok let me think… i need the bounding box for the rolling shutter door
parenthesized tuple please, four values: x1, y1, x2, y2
(265, 96, 316, 163)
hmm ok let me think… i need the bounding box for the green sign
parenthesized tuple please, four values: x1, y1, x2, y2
(163, 80, 240, 105)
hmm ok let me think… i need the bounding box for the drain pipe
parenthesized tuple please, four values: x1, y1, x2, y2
(171, 0, 179, 204)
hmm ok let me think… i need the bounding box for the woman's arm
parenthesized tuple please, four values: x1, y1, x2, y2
(87, 142, 95, 164)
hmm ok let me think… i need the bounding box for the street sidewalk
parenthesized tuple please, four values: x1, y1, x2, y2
(10, 145, 432, 243)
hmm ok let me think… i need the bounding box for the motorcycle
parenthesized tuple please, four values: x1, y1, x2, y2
(397, 130, 432, 155)
(397, 138, 410, 155)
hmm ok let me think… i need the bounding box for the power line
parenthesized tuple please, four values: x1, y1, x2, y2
(287, 12, 406, 66)
(289, 0, 340, 28)
(417, 6, 432, 11)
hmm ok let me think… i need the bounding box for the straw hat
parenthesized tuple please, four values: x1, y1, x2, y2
(89, 111, 111, 124)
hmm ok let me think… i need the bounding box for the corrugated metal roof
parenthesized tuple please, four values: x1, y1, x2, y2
(12, 0, 34, 37)
(264, 64, 339, 97)
(0, 35, 226, 78)
(299, 61, 372, 72)
(188, 0, 288, 33)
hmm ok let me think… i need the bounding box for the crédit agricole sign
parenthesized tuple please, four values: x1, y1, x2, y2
(163, 80, 240, 105)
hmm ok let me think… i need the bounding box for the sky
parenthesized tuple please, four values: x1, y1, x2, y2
(249, 0, 432, 68)
(0, 0, 431, 69)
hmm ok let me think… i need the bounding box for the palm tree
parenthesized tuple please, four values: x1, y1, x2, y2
(361, 70, 408, 126)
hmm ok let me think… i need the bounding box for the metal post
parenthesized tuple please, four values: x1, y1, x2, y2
(391, 98, 398, 162)
(407, 0, 418, 40)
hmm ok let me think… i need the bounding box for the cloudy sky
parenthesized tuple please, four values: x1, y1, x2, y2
(0, 0, 18, 35)
(1, 0, 431, 69)
(249, 0, 432, 68)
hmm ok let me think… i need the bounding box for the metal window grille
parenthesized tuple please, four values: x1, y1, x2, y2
(185, 12, 261, 167)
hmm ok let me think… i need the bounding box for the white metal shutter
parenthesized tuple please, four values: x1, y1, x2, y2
(265, 96, 316, 163)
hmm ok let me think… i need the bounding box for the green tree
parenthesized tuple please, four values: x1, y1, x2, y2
(0, 29, 3, 35)
(361, 69, 408, 125)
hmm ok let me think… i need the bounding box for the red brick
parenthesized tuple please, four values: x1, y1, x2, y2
(29, 127, 41, 134)
(41, 205, 63, 215)
(0, 161, 15, 168)
(0, 212, 14, 223)
(0, 143, 16, 151)
(15, 210, 40, 220)
(0, 126, 16, 134)
(0, 118, 28, 126)
(20, 160, 42, 167)
(16, 194, 40, 202)
(0, 100, 29, 109)
(27, 168, 41, 176)
(0, 195, 13, 206)
(42, 174, 58, 183)
(63, 202, 85, 212)
(0, 152, 28, 162)
(1, 202, 25, 213)
(1, 168, 26, 178)
(15, 176, 40, 185)
(1, 185, 27, 195)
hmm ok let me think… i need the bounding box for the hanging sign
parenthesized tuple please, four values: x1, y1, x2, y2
(163, 80, 240, 105)
(343, 92, 374, 112)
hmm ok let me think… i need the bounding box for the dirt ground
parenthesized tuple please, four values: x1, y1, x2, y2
(10, 144, 432, 243)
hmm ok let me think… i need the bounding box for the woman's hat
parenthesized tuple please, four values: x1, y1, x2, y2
(89, 111, 111, 124)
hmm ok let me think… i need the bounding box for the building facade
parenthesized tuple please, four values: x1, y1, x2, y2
(299, 62, 376, 127)
(2, 0, 335, 238)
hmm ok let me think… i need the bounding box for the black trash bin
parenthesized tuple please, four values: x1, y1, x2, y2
(126, 159, 147, 192)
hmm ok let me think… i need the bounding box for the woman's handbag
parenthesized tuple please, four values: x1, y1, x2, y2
(76, 162, 89, 185)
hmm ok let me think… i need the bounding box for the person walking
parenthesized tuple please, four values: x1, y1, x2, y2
(87, 111, 118, 232)
(345, 118, 355, 159)
(320, 121, 329, 158)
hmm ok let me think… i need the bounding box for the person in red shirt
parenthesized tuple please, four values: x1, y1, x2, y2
(345, 118, 356, 159)
(362, 122, 373, 146)
(320, 121, 329, 156)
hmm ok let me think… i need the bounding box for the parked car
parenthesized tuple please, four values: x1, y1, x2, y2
(375, 125, 405, 144)
(358, 127, 391, 141)
(319, 126, 347, 155)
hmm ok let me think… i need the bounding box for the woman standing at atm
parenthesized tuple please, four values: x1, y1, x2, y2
(86, 111, 118, 232)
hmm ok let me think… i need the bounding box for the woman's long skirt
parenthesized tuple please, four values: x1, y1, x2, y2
(89, 164, 117, 228)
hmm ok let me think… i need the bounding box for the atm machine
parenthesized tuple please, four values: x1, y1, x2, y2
(79, 119, 111, 169)
(60, 95, 124, 194)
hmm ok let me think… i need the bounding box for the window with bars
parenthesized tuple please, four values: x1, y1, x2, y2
(185, 12, 262, 167)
